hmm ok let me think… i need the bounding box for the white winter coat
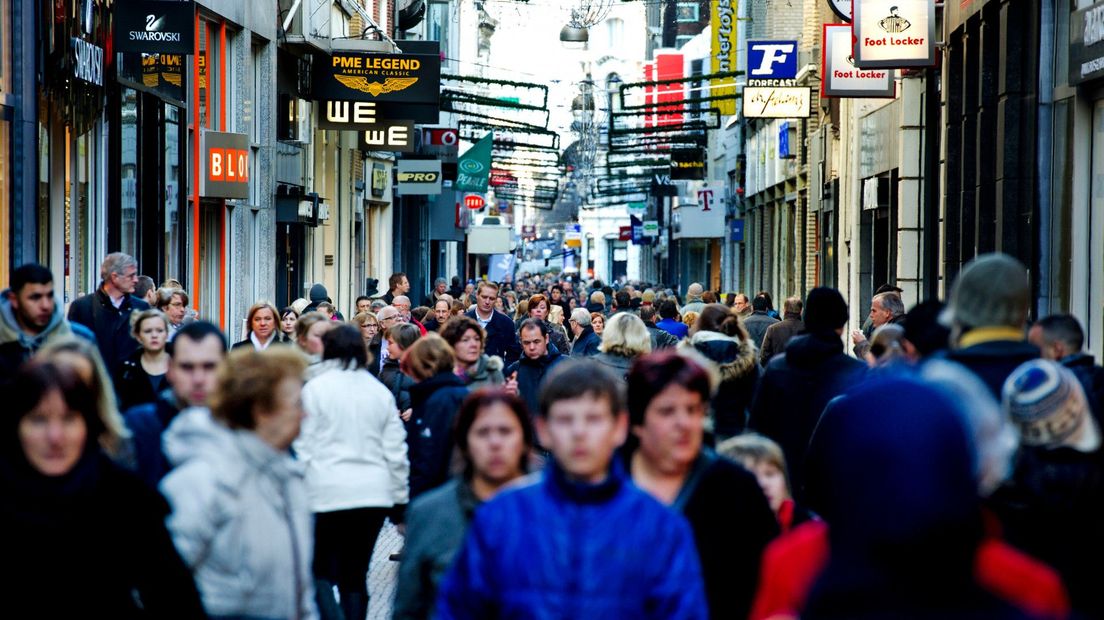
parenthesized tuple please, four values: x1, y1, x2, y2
(160, 408, 318, 620)
(294, 363, 410, 513)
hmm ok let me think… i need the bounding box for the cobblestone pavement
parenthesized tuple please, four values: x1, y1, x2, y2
(366, 520, 404, 619)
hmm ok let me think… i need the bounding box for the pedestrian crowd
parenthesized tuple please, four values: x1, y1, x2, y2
(2, 250, 1101, 619)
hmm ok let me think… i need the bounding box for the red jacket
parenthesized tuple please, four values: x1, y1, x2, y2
(750, 520, 1070, 620)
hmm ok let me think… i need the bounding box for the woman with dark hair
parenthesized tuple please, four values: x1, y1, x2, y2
(441, 315, 505, 391)
(1, 362, 205, 617)
(232, 301, 282, 350)
(280, 306, 300, 342)
(525, 293, 570, 353)
(626, 350, 779, 620)
(295, 325, 409, 620)
(380, 323, 421, 423)
(685, 303, 760, 439)
(161, 347, 316, 619)
(393, 389, 534, 620)
(403, 335, 470, 499)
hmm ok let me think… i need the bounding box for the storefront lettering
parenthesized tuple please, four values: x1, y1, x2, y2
(208, 148, 249, 183)
(363, 126, 410, 148)
(863, 36, 925, 46)
(72, 38, 103, 87)
(1086, 5, 1104, 47)
(833, 69, 888, 79)
(326, 101, 377, 124)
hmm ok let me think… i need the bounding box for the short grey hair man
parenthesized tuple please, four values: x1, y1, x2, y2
(101, 252, 138, 283)
(873, 291, 905, 319)
(569, 308, 592, 329)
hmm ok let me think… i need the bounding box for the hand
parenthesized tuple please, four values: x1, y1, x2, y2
(850, 330, 867, 345)
(504, 372, 519, 395)
(400, 408, 412, 422)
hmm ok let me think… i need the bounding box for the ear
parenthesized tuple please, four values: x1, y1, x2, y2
(535, 415, 552, 449)
(613, 411, 630, 447)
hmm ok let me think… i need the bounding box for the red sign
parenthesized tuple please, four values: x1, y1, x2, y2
(464, 194, 486, 210)
(489, 168, 517, 188)
(619, 226, 633, 241)
(423, 128, 458, 146)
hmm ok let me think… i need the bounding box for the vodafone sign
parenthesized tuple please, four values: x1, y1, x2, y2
(201, 130, 250, 199)
(463, 194, 486, 210)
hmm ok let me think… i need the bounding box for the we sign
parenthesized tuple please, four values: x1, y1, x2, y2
(202, 131, 250, 199)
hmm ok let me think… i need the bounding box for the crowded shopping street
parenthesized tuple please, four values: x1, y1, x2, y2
(3, 0, 1104, 618)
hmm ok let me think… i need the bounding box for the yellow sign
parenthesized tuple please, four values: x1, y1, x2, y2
(710, 0, 738, 115)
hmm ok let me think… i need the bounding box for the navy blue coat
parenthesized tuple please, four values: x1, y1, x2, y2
(409, 372, 470, 499)
(466, 309, 520, 366)
(944, 339, 1039, 399)
(571, 326, 601, 357)
(505, 347, 566, 419)
(67, 288, 150, 372)
(436, 460, 708, 620)
(122, 391, 183, 488)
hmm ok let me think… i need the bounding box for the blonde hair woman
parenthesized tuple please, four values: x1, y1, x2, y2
(114, 309, 172, 410)
(232, 302, 281, 351)
(593, 312, 652, 379)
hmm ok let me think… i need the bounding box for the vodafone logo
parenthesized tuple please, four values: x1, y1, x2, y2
(424, 128, 458, 147)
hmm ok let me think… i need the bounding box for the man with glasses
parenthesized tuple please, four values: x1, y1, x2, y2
(376, 305, 403, 373)
(69, 252, 151, 370)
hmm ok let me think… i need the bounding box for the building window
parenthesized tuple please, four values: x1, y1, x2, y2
(676, 3, 699, 22)
(676, 35, 694, 48)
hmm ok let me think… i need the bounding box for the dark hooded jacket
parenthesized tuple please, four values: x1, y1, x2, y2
(122, 389, 184, 488)
(408, 372, 470, 498)
(0, 288, 78, 379)
(943, 338, 1038, 399)
(802, 378, 1027, 620)
(684, 331, 760, 438)
(380, 357, 416, 413)
(571, 325, 602, 357)
(748, 331, 865, 500)
(505, 345, 566, 417)
(67, 288, 150, 371)
(114, 349, 169, 411)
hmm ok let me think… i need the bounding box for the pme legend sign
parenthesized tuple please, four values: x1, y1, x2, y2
(115, 1, 195, 55)
(853, 0, 936, 68)
(313, 51, 441, 106)
(822, 24, 895, 98)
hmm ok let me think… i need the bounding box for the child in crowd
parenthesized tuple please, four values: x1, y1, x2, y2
(718, 433, 814, 533)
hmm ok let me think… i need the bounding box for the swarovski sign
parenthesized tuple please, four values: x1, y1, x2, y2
(115, 1, 195, 55)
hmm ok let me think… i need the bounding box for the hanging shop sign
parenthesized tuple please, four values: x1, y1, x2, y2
(455, 133, 494, 193)
(72, 37, 104, 87)
(357, 122, 416, 153)
(115, 1, 195, 55)
(710, 0, 738, 115)
(742, 86, 811, 118)
(650, 173, 679, 197)
(853, 0, 936, 68)
(371, 163, 388, 198)
(643, 220, 660, 237)
(313, 51, 441, 106)
(396, 160, 443, 195)
(420, 127, 460, 159)
(464, 194, 486, 210)
(747, 40, 798, 81)
(671, 148, 706, 180)
(730, 218, 744, 242)
(673, 185, 725, 239)
(1070, 0, 1104, 85)
(822, 24, 895, 98)
(828, 0, 852, 22)
(202, 131, 250, 199)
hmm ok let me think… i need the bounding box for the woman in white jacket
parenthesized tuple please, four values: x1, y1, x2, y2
(294, 324, 409, 620)
(160, 346, 316, 620)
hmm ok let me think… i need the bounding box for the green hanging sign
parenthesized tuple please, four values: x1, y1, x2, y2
(455, 133, 494, 193)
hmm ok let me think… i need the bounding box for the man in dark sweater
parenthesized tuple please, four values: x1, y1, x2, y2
(67, 252, 150, 371)
(504, 319, 566, 417)
(465, 281, 520, 365)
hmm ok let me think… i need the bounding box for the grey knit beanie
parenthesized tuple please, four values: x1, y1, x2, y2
(942, 253, 1029, 330)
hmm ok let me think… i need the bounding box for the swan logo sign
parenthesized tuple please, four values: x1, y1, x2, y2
(115, 1, 195, 55)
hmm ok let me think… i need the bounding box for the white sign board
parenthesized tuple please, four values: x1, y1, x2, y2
(742, 86, 812, 118)
(643, 220, 659, 237)
(822, 24, 896, 98)
(673, 185, 726, 238)
(853, 0, 936, 68)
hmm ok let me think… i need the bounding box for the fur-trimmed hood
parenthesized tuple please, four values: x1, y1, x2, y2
(684, 330, 759, 380)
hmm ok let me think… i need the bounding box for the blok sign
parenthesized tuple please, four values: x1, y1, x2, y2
(853, 0, 936, 68)
(822, 24, 895, 98)
(114, 1, 195, 55)
(202, 131, 250, 199)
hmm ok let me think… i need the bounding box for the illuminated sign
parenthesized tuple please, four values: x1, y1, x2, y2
(464, 195, 486, 210)
(202, 131, 250, 199)
(742, 86, 812, 118)
(115, 1, 195, 55)
(313, 51, 441, 106)
(853, 0, 936, 68)
(822, 24, 896, 98)
(72, 38, 104, 87)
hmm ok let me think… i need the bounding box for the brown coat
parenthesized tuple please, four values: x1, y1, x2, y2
(760, 315, 804, 365)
